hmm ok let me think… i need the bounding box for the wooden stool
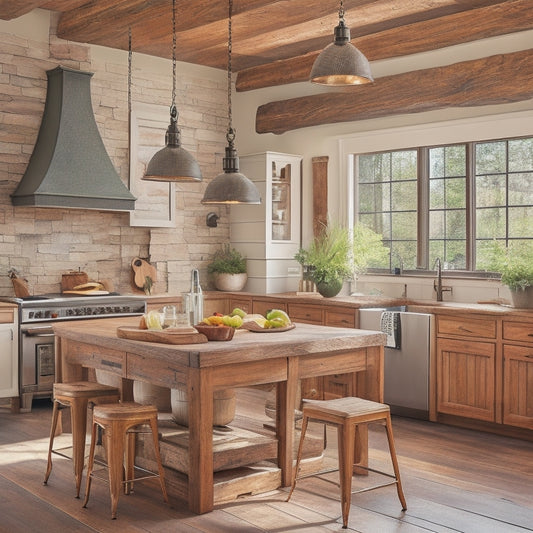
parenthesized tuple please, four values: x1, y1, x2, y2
(82, 402, 169, 519)
(287, 397, 407, 529)
(43, 381, 120, 498)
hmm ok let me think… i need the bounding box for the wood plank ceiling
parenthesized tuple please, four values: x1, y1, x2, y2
(1, 0, 531, 93)
(2, 0, 532, 133)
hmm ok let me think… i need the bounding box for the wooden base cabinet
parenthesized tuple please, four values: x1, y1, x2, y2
(0, 307, 18, 405)
(436, 312, 533, 434)
(436, 315, 498, 423)
(502, 320, 533, 430)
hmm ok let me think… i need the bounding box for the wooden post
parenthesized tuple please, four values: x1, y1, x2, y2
(312, 156, 328, 237)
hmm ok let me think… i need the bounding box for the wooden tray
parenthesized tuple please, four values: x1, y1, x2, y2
(117, 326, 208, 344)
(241, 322, 296, 333)
(63, 290, 110, 295)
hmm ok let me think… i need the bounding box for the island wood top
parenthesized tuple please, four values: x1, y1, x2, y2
(53, 316, 386, 369)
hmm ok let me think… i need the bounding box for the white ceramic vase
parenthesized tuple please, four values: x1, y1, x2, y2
(510, 286, 533, 308)
(214, 272, 247, 292)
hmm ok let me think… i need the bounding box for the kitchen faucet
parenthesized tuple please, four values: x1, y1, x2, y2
(433, 257, 452, 301)
(391, 251, 404, 275)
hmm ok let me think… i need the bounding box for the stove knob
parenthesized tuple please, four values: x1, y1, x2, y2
(44, 310, 51, 318)
(51, 312, 58, 319)
(35, 311, 42, 319)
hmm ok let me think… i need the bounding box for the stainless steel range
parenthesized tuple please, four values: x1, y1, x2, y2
(1, 293, 146, 412)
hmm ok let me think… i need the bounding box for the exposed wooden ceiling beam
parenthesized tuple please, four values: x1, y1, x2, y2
(0, 0, 45, 20)
(238, 0, 533, 91)
(256, 48, 533, 135)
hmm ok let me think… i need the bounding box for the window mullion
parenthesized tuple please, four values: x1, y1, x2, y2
(466, 142, 475, 270)
(418, 147, 429, 269)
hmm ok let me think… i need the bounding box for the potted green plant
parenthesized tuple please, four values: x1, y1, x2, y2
(484, 241, 533, 308)
(207, 244, 248, 292)
(295, 222, 388, 298)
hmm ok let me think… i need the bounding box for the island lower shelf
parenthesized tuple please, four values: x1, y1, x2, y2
(133, 388, 325, 506)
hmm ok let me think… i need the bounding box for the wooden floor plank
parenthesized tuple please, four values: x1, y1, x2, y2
(1, 393, 533, 532)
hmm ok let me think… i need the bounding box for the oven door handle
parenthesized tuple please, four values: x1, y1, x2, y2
(23, 327, 55, 337)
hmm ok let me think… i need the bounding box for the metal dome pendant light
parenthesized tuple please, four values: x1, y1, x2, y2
(201, 0, 261, 205)
(143, 0, 202, 182)
(310, 0, 373, 86)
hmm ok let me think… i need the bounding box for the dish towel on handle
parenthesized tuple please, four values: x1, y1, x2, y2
(380, 311, 401, 350)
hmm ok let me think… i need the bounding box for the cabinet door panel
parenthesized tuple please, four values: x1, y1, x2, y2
(437, 338, 495, 421)
(503, 344, 533, 429)
(0, 324, 17, 397)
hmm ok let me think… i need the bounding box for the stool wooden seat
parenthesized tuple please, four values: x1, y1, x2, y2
(287, 397, 407, 529)
(43, 381, 120, 498)
(82, 402, 168, 519)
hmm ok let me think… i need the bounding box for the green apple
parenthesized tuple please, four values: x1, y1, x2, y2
(266, 317, 286, 328)
(266, 309, 291, 326)
(230, 307, 246, 318)
(228, 315, 243, 328)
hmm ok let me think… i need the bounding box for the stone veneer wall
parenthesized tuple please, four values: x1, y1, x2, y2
(0, 11, 229, 297)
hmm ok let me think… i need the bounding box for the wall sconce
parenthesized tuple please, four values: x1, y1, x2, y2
(206, 212, 220, 227)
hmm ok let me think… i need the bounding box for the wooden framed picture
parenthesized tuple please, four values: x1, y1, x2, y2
(129, 102, 176, 227)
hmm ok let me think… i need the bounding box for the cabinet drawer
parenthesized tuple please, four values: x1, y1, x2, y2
(229, 297, 252, 315)
(503, 321, 533, 344)
(437, 315, 496, 339)
(252, 299, 286, 316)
(288, 304, 323, 324)
(503, 343, 533, 360)
(0, 309, 15, 323)
(324, 308, 356, 328)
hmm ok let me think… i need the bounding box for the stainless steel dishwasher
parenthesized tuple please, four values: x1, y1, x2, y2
(359, 307, 433, 420)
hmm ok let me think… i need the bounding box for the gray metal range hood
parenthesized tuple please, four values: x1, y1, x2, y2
(11, 66, 136, 211)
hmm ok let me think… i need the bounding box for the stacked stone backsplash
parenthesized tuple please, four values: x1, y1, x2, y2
(0, 11, 229, 296)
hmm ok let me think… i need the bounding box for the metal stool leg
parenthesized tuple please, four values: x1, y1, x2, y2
(338, 421, 355, 529)
(43, 399, 61, 486)
(82, 419, 98, 510)
(149, 417, 169, 503)
(384, 414, 407, 510)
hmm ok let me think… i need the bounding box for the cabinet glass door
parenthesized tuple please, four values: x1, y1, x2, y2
(271, 161, 291, 241)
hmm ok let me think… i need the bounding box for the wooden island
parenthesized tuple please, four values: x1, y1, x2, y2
(53, 316, 385, 514)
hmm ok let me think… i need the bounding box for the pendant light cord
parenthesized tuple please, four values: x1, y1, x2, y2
(128, 28, 132, 117)
(171, 0, 177, 122)
(226, 0, 235, 144)
(339, 0, 344, 20)
(128, 27, 132, 186)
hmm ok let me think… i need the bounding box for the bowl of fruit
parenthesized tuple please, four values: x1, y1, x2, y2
(193, 323, 235, 341)
(193, 312, 243, 341)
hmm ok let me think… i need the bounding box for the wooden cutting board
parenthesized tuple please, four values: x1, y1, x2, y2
(63, 289, 110, 295)
(117, 326, 208, 345)
(131, 257, 157, 291)
(11, 276, 30, 298)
